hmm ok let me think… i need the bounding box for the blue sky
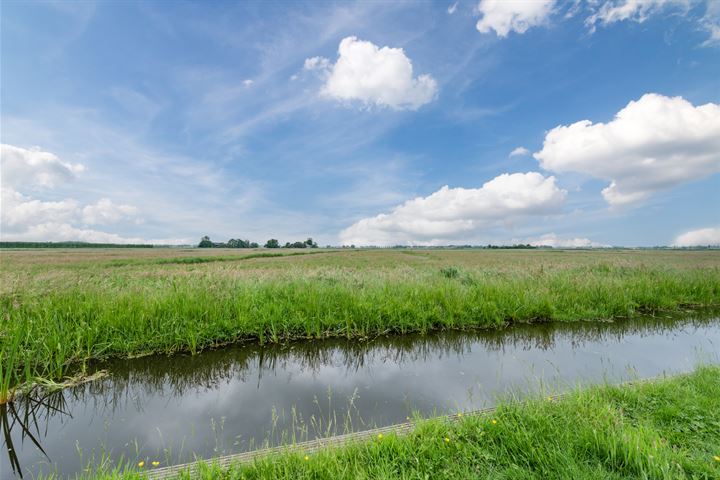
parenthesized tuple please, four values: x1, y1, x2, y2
(1, 0, 719, 247)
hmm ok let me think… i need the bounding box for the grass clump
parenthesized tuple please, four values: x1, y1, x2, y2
(440, 266, 460, 278)
(41, 365, 720, 479)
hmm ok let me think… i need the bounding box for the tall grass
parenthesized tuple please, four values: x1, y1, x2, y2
(36, 365, 720, 479)
(2, 254, 719, 400)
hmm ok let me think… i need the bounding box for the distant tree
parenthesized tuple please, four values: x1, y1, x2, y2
(264, 239, 280, 248)
(305, 237, 318, 248)
(198, 236, 213, 248)
(250, 242, 259, 248)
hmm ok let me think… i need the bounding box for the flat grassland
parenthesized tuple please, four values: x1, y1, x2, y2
(1, 248, 719, 399)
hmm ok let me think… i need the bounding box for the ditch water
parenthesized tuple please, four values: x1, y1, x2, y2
(3, 312, 719, 478)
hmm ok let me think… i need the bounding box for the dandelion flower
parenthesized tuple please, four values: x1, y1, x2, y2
(304, 455, 309, 461)
(457, 412, 463, 417)
(152, 461, 160, 467)
(377, 433, 384, 439)
(138, 461, 145, 468)
(491, 419, 497, 425)
(714, 455, 720, 462)
(444, 437, 450, 443)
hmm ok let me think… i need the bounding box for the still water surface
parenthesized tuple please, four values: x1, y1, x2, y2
(3, 313, 719, 478)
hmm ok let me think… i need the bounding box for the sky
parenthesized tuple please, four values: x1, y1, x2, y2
(1, 0, 719, 247)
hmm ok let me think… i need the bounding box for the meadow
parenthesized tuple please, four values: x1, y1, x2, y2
(1, 248, 719, 401)
(39, 365, 720, 479)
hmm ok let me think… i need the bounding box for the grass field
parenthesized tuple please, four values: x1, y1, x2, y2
(39, 365, 720, 479)
(1, 248, 719, 401)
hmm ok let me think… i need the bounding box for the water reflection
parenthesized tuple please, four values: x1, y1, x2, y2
(2, 312, 719, 478)
(2, 390, 67, 478)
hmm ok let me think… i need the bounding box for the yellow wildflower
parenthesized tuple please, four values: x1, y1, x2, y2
(304, 455, 310, 461)
(457, 412, 463, 417)
(444, 437, 450, 443)
(491, 419, 497, 425)
(152, 461, 160, 467)
(377, 433, 384, 439)
(138, 461, 145, 468)
(714, 455, 720, 462)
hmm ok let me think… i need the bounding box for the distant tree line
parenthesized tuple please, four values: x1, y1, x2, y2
(386, 244, 540, 250)
(0, 241, 154, 248)
(198, 236, 318, 249)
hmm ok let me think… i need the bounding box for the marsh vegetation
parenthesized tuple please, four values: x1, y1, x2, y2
(1, 248, 719, 402)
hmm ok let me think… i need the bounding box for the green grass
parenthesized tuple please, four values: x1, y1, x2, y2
(1, 249, 719, 400)
(41, 365, 720, 479)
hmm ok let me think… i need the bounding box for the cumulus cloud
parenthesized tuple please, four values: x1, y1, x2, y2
(305, 36, 438, 110)
(3, 221, 190, 245)
(523, 232, 607, 248)
(534, 93, 720, 206)
(1, 143, 85, 189)
(81, 198, 138, 225)
(2, 187, 141, 238)
(509, 146, 530, 157)
(1, 187, 78, 228)
(585, 0, 689, 30)
(0, 143, 157, 243)
(673, 227, 720, 246)
(339, 172, 566, 246)
(476, 0, 556, 37)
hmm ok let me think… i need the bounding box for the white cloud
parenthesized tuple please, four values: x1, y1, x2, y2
(339, 172, 566, 246)
(81, 198, 138, 225)
(0, 143, 157, 243)
(1, 143, 85, 189)
(523, 232, 607, 248)
(2, 221, 190, 245)
(476, 0, 556, 37)
(2, 188, 142, 239)
(305, 36, 438, 110)
(702, 20, 720, 46)
(583, 1, 720, 47)
(673, 227, 720, 246)
(1, 187, 78, 229)
(534, 93, 720, 206)
(448, 2, 458, 15)
(304, 56, 331, 71)
(509, 146, 530, 157)
(585, 0, 689, 30)
(242, 79, 254, 87)
(701, 0, 720, 46)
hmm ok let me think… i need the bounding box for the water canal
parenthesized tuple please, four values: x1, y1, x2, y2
(3, 312, 719, 478)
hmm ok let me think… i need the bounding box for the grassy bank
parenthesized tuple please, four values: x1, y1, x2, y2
(48, 365, 720, 479)
(2, 249, 719, 400)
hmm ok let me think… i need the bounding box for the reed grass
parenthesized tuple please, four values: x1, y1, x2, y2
(1, 249, 719, 401)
